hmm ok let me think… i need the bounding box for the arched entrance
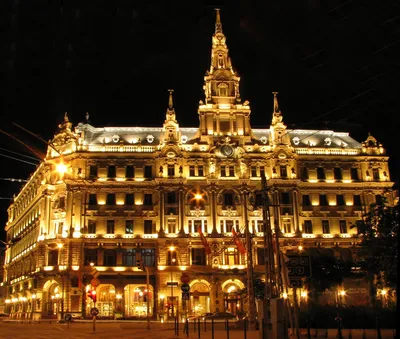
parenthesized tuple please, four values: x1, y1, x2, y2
(124, 284, 154, 318)
(189, 280, 210, 316)
(43, 280, 61, 318)
(222, 279, 245, 315)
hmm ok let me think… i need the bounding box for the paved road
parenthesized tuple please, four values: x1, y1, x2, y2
(0, 321, 396, 339)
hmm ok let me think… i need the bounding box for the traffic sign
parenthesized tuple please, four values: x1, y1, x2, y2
(285, 255, 311, 278)
(181, 283, 190, 293)
(90, 278, 100, 287)
(180, 273, 190, 284)
(90, 307, 99, 316)
(182, 292, 190, 300)
(289, 278, 303, 288)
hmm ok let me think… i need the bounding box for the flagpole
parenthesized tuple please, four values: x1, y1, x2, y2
(240, 190, 257, 330)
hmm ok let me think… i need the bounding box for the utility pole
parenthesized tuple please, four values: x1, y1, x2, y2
(260, 174, 286, 339)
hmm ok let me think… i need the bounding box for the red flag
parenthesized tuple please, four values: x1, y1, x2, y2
(198, 226, 211, 254)
(232, 227, 246, 254)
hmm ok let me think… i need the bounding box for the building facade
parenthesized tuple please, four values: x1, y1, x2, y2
(2, 10, 395, 320)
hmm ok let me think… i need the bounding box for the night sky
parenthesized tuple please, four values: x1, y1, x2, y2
(1, 1, 399, 241)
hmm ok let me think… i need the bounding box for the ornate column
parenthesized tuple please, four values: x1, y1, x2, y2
(292, 189, 301, 235)
(272, 189, 282, 235)
(178, 186, 186, 237)
(158, 186, 166, 237)
(209, 183, 218, 237)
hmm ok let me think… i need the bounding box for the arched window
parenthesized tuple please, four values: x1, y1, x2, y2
(218, 83, 228, 97)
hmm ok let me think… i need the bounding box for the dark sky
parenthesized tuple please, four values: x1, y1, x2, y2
(1, 1, 400, 240)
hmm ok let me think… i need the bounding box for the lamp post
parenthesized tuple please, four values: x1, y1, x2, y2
(31, 294, 37, 320)
(169, 246, 176, 319)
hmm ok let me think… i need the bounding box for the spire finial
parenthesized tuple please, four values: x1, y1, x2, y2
(168, 89, 174, 109)
(215, 8, 223, 33)
(272, 92, 280, 113)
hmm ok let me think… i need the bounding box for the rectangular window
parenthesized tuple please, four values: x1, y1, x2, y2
(317, 167, 325, 180)
(257, 248, 265, 265)
(319, 195, 328, 206)
(301, 167, 309, 180)
(167, 219, 176, 233)
(144, 220, 153, 234)
(229, 166, 235, 177)
(144, 194, 153, 205)
(224, 247, 239, 265)
(255, 193, 263, 207)
(336, 195, 345, 206)
(106, 220, 115, 234)
(372, 168, 380, 180)
(144, 165, 152, 179)
(88, 220, 96, 234)
(89, 165, 98, 178)
(225, 220, 234, 232)
(220, 166, 226, 177)
(304, 220, 313, 233)
(48, 250, 59, 266)
(260, 166, 265, 178)
(167, 250, 178, 265)
(251, 166, 257, 177)
(224, 193, 234, 207)
(198, 166, 204, 176)
(189, 166, 195, 176)
(322, 220, 330, 234)
(141, 249, 155, 267)
(125, 220, 134, 234)
(166, 192, 177, 204)
(353, 195, 362, 206)
(106, 193, 116, 205)
(350, 168, 359, 180)
(282, 219, 292, 233)
(88, 194, 97, 206)
(122, 248, 136, 266)
(107, 165, 116, 178)
(375, 194, 383, 205)
(191, 248, 206, 266)
(339, 220, 347, 233)
(333, 167, 343, 180)
(126, 165, 135, 178)
(281, 192, 290, 205)
(57, 222, 64, 234)
(84, 249, 97, 266)
(280, 166, 288, 178)
(168, 165, 175, 176)
(103, 250, 116, 266)
(125, 193, 134, 205)
(302, 195, 311, 206)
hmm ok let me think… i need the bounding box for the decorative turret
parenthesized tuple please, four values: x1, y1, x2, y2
(48, 112, 78, 158)
(198, 9, 252, 140)
(161, 89, 180, 145)
(204, 8, 241, 106)
(361, 133, 385, 155)
(269, 92, 289, 146)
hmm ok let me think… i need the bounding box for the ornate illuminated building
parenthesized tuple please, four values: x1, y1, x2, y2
(2, 10, 395, 320)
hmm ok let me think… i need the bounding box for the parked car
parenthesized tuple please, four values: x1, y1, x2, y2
(0, 313, 9, 321)
(187, 312, 213, 321)
(204, 312, 238, 322)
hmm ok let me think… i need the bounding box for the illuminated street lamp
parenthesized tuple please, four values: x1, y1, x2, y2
(31, 294, 37, 320)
